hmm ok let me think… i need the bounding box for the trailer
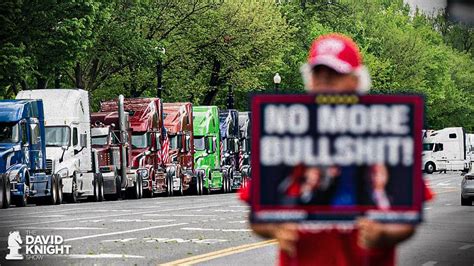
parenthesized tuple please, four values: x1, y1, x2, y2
(422, 127, 470, 173)
(90, 95, 144, 199)
(17, 89, 104, 203)
(163, 102, 201, 195)
(238, 111, 251, 188)
(219, 109, 240, 191)
(193, 106, 227, 193)
(0, 99, 61, 207)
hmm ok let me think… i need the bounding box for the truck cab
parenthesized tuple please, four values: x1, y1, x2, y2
(0, 99, 61, 207)
(238, 111, 251, 188)
(219, 109, 240, 191)
(163, 102, 197, 195)
(193, 106, 226, 193)
(91, 95, 142, 199)
(422, 127, 469, 173)
(17, 89, 104, 203)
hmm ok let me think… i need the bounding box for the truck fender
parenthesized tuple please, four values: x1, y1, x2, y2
(5, 164, 28, 184)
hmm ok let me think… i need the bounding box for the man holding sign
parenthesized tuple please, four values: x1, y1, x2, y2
(243, 33, 433, 266)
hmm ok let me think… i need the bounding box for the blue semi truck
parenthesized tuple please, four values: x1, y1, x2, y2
(0, 99, 62, 208)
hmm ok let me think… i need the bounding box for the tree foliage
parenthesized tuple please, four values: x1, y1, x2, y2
(0, 0, 472, 130)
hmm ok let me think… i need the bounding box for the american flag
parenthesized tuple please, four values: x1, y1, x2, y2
(220, 141, 224, 162)
(238, 149, 243, 171)
(160, 129, 170, 165)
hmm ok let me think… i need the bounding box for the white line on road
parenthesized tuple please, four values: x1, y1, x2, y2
(422, 261, 438, 266)
(64, 223, 188, 242)
(459, 244, 474, 250)
(424, 207, 432, 210)
(62, 253, 145, 259)
(18, 227, 105, 230)
(142, 214, 217, 217)
(101, 238, 137, 243)
(228, 220, 246, 224)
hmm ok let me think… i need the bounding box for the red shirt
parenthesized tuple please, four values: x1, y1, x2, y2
(239, 180, 434, 266)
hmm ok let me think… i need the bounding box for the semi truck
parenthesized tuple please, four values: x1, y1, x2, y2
(0, 99, 61, 207)
(163, 102, 200, 195)
(422, 127, 470, 173)
(101, 97, 171, 197)
(219, 109, 241, 191)
(17, 89, 104, 203)
(193, 106, 228, 193)
(90, 95, 144, 199)
(238, 111, 251, 188)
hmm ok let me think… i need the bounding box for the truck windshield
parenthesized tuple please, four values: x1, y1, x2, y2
(132, 133, 148, 148)
(45, 126, 70, 147)
(92, 135, 108, 146)
(169, 135, 178, 149)
(423, 143, 434, 151)
(0, 122, 19, 143)
(194, 137, 205, 151)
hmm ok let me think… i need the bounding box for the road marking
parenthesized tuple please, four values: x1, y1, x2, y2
(143, 214, 217, 217)
(180, 227, 251, 232)
(161, 240, 277, 265)
(422, 261, 438, 266)
(424, 207, 432, 210)
(62, 253, 145, 259)
(111, 219, 175, 223)
(64, 223, 188, 242)
(459, 244, 474, 250)
(102, 238, 137, 243)
(143, 237, 228, 244)
(445, 203, 452, 206)
(0, 204, 220, 229)
(228, 220, 246, 224)
(18, 227, 105, 230)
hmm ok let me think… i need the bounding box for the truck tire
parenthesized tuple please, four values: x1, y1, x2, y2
(461, 196, 472, 206)
(1, 175, 11, 208)
(56, 176, 63, 205)
(165, 171, 173, 197)
(92, 175, 101, 202)
(195, 172, 203, 196)
(424, 162, 436, 174)
(45, 175, 58, 205)
(177, 176, 184, 196)
(66, 174, 79, 203)
(98, 174, 104, 202)
(203, 172, 211, 195)
(15, 171, 28, 207)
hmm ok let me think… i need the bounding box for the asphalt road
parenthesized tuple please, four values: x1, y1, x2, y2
(0, 172, 472, 266)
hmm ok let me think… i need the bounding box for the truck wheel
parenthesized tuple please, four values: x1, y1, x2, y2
(56, 176, 63, 205)
(92, 175, 101, 202)
(138, 178, 143, 199)
(177, 176, 184, 196)
(424, 162, 436, 174)
(461, 196, 472, 206)
(195, 173, 203, 196)
(15, 172, 28, 207)
(46, 175, 58, 205)
(66, 175, 79, 203)
(1, 175, 11, 208)
(203, 173, 211, 195)
(99, 174, 104, 202)
(166, 171, 174, 197)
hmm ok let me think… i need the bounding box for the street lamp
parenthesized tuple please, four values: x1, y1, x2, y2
(273, 73, 281, 92)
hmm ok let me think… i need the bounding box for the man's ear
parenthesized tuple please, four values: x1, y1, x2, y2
(354, 66, 371, 93)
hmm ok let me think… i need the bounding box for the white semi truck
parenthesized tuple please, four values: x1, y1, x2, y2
(422, 127, 470, 174)
(17, 89, 104, 202)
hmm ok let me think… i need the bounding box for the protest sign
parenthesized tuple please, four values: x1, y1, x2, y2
(250, 94, 424, 224)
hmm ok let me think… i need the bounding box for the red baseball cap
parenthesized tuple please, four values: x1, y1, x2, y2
(307, 33, 362, 74)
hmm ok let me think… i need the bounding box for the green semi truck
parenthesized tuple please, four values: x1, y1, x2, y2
(192, 106, 230, 193)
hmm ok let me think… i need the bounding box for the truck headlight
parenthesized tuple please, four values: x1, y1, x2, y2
(138, 169, 148, 178)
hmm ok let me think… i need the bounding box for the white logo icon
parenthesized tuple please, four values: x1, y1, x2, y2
(6, 231, 24, 260)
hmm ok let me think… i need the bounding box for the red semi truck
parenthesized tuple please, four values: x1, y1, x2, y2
(163, 102, 201, 195)
(97, 97, 174, 197)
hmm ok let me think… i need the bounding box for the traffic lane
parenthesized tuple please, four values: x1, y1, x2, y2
(198, 243, 278, 266)
(399, 174, 474, 266)
(1, 193, 257, 265)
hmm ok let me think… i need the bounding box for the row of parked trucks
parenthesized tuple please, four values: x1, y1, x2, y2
(0, 89, 251, 208)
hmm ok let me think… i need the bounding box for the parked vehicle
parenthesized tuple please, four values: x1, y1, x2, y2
(101, 97, 170, 197)
(17, 89, 104, 203)
(193, 106, 227, 193)
(219, 109, 240, 191)
(0, 99, 61, 207)
(238, 111, 251, 188)
(422, 127, 470, 174)
(461, 162, 474, 206)
(90, 95, 145, 199)
(163, 102, 201, 195)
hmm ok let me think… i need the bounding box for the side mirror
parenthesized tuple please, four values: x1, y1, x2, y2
(144, 150, 151, 156)
(79, 133, 87, 148)
(61, 145, 68, 151)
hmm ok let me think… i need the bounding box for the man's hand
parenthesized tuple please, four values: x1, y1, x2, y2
(251, 223, 299, 257)
(357, 218, 415, 249)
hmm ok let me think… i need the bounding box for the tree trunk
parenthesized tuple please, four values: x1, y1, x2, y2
(202, 59, 221, 105)
(75, 62, 84, 89)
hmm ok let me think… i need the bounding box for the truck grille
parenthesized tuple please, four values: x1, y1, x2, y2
(46, 159, 53, 171)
